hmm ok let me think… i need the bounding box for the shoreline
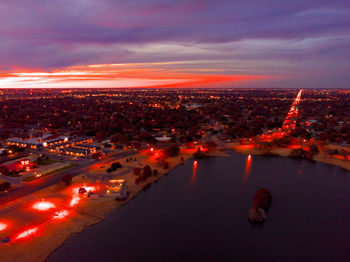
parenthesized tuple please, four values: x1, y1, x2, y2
(0, 148, 229, 262)
(232, 143, 350, 173)
(1, 143, 349, 262)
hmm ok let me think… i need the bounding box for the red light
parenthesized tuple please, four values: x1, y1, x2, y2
(53, 210, 69, 219)
(0, 222, 7, 231)
(33, 199, 55, 211)
(69, 195, 80, 207)
(21, 160, 30, 166)
(15, 227, 38, 240)
(193, 161, 198, 167)
(150, 147, 154, 152)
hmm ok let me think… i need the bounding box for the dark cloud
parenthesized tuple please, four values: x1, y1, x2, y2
(0, 0, 350, 87)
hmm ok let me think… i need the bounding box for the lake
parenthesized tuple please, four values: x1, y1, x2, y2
(48, 153, 350, 262)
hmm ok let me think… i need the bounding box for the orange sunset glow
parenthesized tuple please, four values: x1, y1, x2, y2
(0, 63, 272, 89)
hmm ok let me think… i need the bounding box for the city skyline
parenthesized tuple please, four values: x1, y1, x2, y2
(1, 1, 350, 89)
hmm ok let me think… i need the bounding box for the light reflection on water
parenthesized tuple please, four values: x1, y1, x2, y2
(242, 154, 252, 183)
(191, 160, 198, 184)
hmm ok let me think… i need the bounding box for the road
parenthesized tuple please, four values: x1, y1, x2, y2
(0, 150, 137, 205)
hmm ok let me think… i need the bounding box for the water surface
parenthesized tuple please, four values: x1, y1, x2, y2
(48, 153, 350, 262)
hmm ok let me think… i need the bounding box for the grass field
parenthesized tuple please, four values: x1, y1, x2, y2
(23, 163, 78, 182)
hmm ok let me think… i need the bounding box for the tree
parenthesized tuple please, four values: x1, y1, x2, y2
(163, 144, 180, 157)
(36, 157, 42, 164)
(162, 162, 169, 169)
(133, 168, 141, 176)
(0, 166, 10, 176)
(153, 169, 159, 176)
(289, 148, 304, 159)
(135, 177, 141, 184)
(62, 174, 72, 185)
(143, 165, 152, 177)
(204, 141, 217, 150)
(95, 131, 106, 141)
(111, 162, 122, 170)
(132, 142, 142, 150)
(339, 149, 350, 160)
(110, 133, 130, 145)
(8, 145, 25, 153)
(309, 144, 319, 154)
(0, 182, 11, 192)
(289, 148, 313, 160)
(325, 148, 338, 157)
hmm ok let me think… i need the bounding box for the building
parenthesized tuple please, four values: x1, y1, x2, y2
(0, 158, 36, 173)
(95, 179, 128, 200)
(49, 137, 94, 153)
(6, 134, 68, 150)
(58, 146, 96, 157)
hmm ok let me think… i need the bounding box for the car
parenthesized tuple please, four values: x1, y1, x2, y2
(1, 237, 10, 243)
(79, 187, 87, 194)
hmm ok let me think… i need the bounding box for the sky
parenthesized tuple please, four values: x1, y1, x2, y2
(0, 0, 350, 89)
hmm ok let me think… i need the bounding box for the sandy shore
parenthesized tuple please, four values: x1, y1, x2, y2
(232, 143, 350, 172)
(0, 147, 228, 262)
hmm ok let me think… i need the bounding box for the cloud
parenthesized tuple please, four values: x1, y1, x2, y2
(0, 0, 350, 87)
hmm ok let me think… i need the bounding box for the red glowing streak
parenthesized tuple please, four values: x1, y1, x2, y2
(243, 155, 252, 183)
(257, 89, 302, 142)
(280, 89, 302, 132)
(69, 195, 80, 207)
(0, 222, 7, 231)
(54, 210, 69, 219)
(191, 161, 198, 184)
(33, 199, 56, 211)
(15, 227, 38, 240)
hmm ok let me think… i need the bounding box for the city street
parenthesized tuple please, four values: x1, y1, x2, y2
(0, 150, 137, 205)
